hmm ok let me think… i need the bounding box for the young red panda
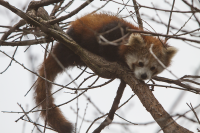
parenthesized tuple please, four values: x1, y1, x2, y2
(34, 13, 177, 133)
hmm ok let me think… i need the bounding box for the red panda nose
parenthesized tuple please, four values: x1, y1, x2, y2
(141, 73, 147, 79)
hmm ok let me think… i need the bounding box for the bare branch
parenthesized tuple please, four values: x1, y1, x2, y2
(93, 80, 126, 133)
(48, 0, 94, 25)
(1, 1, 198, 133)
(127, 29, 200, 43)
(132, 0, 143, 30)
(165, 0, 176, 41)
(187, 103, 200, 124)
(110, 0, 196, 13)
(152, 76, 200, 94)
(0, 39, 52, 46)
(0, 19, 26, 42)
(27, 0, 63, 10)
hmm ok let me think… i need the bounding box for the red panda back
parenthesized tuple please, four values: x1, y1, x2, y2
(66, 13, 140, 62)
(70, 13, 138, 37)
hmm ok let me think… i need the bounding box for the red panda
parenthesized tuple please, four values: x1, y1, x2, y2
(34, 13, 177, 133)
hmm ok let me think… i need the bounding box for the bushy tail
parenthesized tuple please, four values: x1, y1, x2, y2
(34, 52, 73, 133)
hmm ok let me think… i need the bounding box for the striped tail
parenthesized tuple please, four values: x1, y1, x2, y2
(34, 49, 73, 133)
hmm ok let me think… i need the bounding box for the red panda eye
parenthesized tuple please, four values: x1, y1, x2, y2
(150, 66, 155, 71)
(138, 62, 144, 67)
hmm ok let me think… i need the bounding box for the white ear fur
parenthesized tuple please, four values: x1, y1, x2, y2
(125, 33, 145, 46)
(162, 46, 178, 67)
(166, 46, 178, 59)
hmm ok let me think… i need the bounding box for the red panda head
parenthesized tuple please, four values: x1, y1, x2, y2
(119, 33, 177, 80)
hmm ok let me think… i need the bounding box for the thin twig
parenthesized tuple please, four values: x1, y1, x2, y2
(149, 44, 179, 80)
(92, 80, 126, 133)
(43, 43, 50, 133)
(187, 103, 200, 124)
(132, 0, 143, 30)
(127, 29, 200, 43)
(17, 103, 42, 133)
(48, 0, 94, 24)
(165, 0, 176, 41)
(78, 103, 88, 133)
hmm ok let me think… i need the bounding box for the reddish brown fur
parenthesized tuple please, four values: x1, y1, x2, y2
(119, 35, 164, 56)
(70, 13, 139, 51)
(34, 13, 176, 133)
(71, 13, 138, 37)
(35, 54, 73, 133)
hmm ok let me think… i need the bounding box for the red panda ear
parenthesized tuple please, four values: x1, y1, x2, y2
(125, 33, 145, 47)
(164, 46, 178, 66)
(166, 46, 177, 59)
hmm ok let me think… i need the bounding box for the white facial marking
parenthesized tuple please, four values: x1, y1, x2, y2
(125, 53, 137, 69)
(134, 58, 152, 80)
(125, 54, 165, 80)
(134, 66, 152, 80)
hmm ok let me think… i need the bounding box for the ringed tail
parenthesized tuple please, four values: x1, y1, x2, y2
(34, 46, 73, 133)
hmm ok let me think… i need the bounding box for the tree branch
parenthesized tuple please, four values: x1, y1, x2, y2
(27, 0, 63, 10)
(0, 19, 26, 42)
(165, 0, 175, 41)
(0, 39, 52, 46)
(93, 80, 126, 133)
(127, 29, 200, 43)
(153, 76, 200, 94)
(0, 1, 194, 132)
(132, 0, 143, 30)
(48, 0, 94, 25)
